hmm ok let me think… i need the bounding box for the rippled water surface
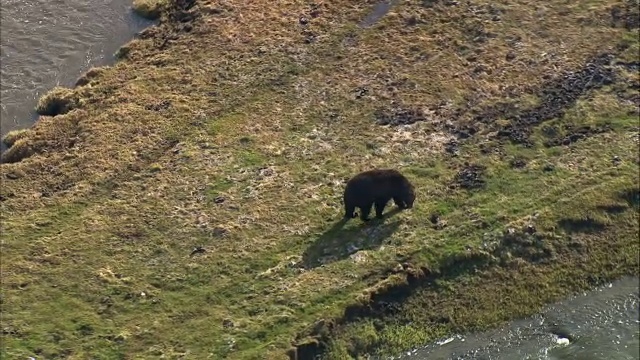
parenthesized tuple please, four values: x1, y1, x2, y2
(0, 0, 152, 139)
(394, 277, 639, 360)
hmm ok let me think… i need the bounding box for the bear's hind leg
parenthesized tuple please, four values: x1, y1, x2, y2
(344, 202, 357, 220)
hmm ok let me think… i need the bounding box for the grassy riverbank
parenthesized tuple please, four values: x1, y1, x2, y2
(1, 0, 638, 359)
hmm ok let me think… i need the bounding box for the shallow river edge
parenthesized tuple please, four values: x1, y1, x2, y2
(0, 0, 638, 359)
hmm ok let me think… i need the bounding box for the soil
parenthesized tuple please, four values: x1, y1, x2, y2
(509, 158, 527, 169)
(475, 53, 617, 146)
(543, 124, 613, 147)
(610, 0, 640, 30)
(452, 163, 486, 190)
(374, 105, 427, 126)
(372, 51, 632, 154)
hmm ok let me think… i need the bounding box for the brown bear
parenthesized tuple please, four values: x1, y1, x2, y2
(343, 168, 416, 221)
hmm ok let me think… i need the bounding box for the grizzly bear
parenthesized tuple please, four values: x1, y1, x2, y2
(343, 168, 416, 221)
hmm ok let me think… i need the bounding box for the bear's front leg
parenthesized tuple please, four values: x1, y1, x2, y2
(359, 202, 373, 221)
(374, 199, 388, 219)
(392, 196, 406, 209)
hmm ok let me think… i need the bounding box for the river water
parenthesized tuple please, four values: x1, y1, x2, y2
(0, 0, 153, 143)
(394, 276, 639, 360)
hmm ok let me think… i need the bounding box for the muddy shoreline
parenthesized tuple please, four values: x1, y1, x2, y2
(394, 276, 639, 360)
(290, 200, 640, 359)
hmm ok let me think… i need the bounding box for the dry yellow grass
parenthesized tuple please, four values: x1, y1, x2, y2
(1, 0, 638, 359)
(1, 129, 29, 148)
(132, 0, 168, 20)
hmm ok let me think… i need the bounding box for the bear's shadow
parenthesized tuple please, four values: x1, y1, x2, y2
(302, 207, 404, 269)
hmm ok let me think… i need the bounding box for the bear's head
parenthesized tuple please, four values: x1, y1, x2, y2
(402, 182, 416, 209)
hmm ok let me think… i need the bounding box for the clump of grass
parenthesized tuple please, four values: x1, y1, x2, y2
(74, 67, 107, 87)
(0, 138, 34, 164)
(35, 86, 79, 116)
(114, 42, 134, 60)
(2, 129, 30, 148)
(149, 163, 163, 172)
(1, 110, 83, 164)
(132, 0, 167, 20)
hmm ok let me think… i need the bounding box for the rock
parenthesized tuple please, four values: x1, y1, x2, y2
(429, 213, 439, 224)
(190, 246, 206, 256)
(510, 158, 527, 168)
(444, 139, 459, 156)
(258, 166, 275, 177)
(525, 224, 537, 234)
(222, 319, 234, 328)
(612, 155, 621, 164)
(5, 172, 20, 180)
(354, 87, 368, 99)
(212, 227, 228, 237)
(302, 30, 317, 44)
(435, 219, 448, 230)
(214, 196, 226, 204)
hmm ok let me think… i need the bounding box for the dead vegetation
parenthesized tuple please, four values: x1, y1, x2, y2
(34, 86, 81, 117)
(132, 0, 168, 20)
(1, 129, 29, 148)
(1, 0, 638, 359)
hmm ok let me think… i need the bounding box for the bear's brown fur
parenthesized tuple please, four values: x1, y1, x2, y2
(343, 168, 416, 221)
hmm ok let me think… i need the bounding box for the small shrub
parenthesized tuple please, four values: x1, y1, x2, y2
(114, 43, 133, 60)
(0, 138, 34, 164)
(132, 0, 167, 20)
(2, 129, 29, 148)
(75, 67, 106, 87)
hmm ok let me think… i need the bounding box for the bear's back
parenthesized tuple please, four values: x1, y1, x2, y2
(346, 169, 409, 198)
